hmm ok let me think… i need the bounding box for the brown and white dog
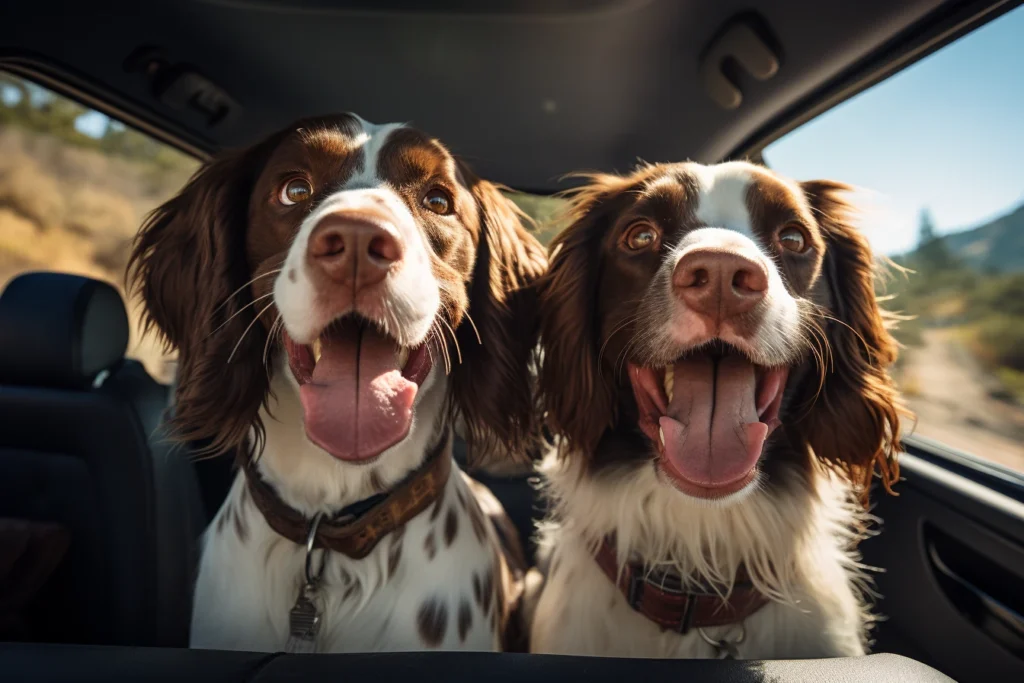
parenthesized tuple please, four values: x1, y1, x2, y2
(529, 161, 904, 659)
(129, 115, 546, 653)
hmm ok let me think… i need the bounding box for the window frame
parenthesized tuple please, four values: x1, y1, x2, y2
(731, 0, 1021, 164)
(0, 55, 211, 163)
(904, 435, 1024, 502)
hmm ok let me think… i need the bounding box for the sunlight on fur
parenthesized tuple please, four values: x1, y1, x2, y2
(536, 442, 878, 633)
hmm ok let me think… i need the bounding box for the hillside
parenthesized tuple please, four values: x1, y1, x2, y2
(904, 201, 1024, 272)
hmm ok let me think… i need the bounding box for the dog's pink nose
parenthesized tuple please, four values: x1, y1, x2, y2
(673, 249, 768, 321)
(307, 212, 404, 289)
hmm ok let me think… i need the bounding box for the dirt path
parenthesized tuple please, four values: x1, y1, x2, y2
(900, 328, 1024, 473)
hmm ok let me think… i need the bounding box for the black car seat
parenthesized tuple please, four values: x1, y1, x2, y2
(0, 272, 204, 647)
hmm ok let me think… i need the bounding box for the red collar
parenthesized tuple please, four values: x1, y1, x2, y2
(593, 536, 769, 633)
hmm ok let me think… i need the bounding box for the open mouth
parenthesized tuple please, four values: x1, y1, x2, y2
(628, 342, 788, 499)
(283, 317, 432, 462)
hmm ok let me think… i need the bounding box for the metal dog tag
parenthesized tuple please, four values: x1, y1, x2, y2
(699, 625, 744, 660)
(714, 639, 739, 659)
(285, 512, 328, 654)
(285, 583, 321, 653)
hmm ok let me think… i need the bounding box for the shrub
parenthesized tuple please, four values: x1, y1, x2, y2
(967, 273, 1024, 319)
(65, 186, 138, 240)
(0, 153, 65, 228)
(972, 314, 1024, 372)
(994, 367, 1024, 404)
(890, 314, 925, 349)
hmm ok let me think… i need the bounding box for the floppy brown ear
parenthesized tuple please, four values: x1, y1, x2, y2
(795, 180, 904, 498)
(535, 178, 628, 456)
(449, 160, 548, 463)
(127, 143, 276, 459)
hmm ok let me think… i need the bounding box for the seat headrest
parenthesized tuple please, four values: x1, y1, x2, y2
(0, 272, 130, 389)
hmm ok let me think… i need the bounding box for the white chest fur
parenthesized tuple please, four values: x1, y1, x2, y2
(190, 464, 505, 653)
(531, 529, 866, 659)
(529, 451, 872, 659)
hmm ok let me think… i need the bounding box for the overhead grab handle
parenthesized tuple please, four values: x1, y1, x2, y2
(699, 15, 781, 110)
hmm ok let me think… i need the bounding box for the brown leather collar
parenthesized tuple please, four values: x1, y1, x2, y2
(244, 433, 451, 559)
(594, 536, 769, 633)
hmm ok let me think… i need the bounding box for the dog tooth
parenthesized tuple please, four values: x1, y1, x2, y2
(659, 425, 666, 447)
(397, 347, 410, 368)
(312, 338, 322, 363)
(663, 366, 674, 402)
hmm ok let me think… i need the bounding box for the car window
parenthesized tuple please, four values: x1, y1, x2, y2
(505, 191, 568, 245)
(0, 74, 571, 385)
(763, 6, 1024, 474)
(0, 72, 200, 383)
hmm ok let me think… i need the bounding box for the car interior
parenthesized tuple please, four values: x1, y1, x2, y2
(1, 0, 1023, 681)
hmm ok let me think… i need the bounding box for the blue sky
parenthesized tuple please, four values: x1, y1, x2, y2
(0, 79, 112, 137)
(0, 77, 112, 137)
(764, 5, 1024, 256)
(76, 110, 111, 138)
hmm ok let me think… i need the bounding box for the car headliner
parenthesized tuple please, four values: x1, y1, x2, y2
(0, 0, 996, 191)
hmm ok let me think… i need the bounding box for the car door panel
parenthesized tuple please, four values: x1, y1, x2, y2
(864, 450, 1024, 682)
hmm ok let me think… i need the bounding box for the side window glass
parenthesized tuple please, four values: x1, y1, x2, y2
(763, 6, 1024, 473)
(0, 72, 200, 382)
(506, 191, 568, 245)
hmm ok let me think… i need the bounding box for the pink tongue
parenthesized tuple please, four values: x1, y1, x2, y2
(659, 355, 768, 487)
(299, 325, 417, 461)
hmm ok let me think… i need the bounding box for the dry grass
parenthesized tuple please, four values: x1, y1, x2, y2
(0, 154, 66, 228)
(0, 127, 198, 383)
(897, 366, 923, 398)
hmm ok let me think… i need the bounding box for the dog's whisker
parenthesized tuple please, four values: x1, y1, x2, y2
(212, 268, 283, 317)
(816, 312, 871, 358)
(431, 321, 452, 375)
(463, 312, 483, 345)
(615, 325, 655, 376)
(263, 314, 283, 369)
(424, 332, 437, 369)
(598, 315, 641, 365)
(209, 292, 274, 338)
(808, 323, 834, 402)
(438, 317, 463, 365)
(227, 302, 276, 364)
(442, 326, 453, 374)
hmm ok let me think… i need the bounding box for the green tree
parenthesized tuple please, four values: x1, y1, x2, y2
(915, 207, 956, 272)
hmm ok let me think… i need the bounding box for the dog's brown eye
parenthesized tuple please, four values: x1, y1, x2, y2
(280, 178, 313, 206)
(778, 224, 808, 253)
(623, 222, 659, 251)
(422, 188, 453, 215)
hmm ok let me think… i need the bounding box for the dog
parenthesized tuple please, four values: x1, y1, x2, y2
(129, 114, 546, 653)
(529, 161, 904, 659)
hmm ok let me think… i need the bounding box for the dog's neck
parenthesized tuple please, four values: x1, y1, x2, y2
(540, 444, 865, 603)
(252, 352, 449, 517)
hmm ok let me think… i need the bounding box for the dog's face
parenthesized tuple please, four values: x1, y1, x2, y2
(131, 114, 546, 467)
(538, 161, 902, 505)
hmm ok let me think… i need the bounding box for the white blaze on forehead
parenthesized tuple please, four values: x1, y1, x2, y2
(675, 226, 761, 255)
(344, 115, 407, 190)
(655, 162, 803, 366)
(273, 114, 441, 346)
(690, 161, 758, 241)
